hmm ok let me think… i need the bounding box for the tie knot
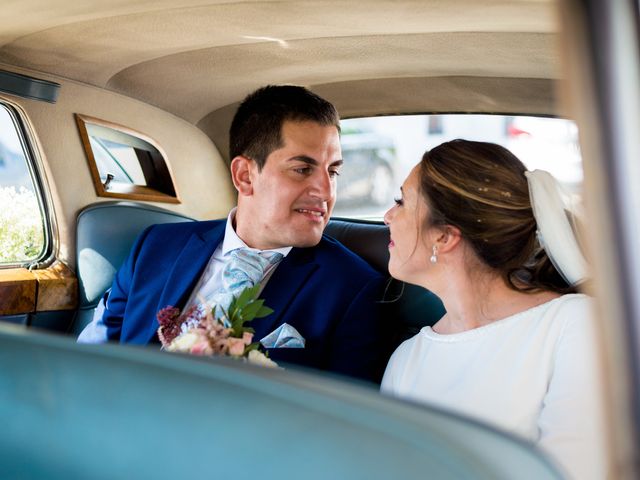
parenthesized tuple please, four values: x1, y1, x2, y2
(226, 248, 283, 285)
(200, 248, 285, 325)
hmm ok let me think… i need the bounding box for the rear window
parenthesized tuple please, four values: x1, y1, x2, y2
(334, 115, 582, 219)
(75, 114, 179, 203)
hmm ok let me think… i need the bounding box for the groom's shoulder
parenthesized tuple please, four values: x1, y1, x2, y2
(145, 218, 224, 237)
(133, 219, 225, 251)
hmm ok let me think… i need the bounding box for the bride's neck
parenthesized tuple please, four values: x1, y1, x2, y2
(431, 272, 559, 334)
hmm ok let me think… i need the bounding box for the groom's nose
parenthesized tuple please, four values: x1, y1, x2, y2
(308, 169, 333, 201)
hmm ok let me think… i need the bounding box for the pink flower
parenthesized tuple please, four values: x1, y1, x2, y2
(155, 287, 278, 368)
(190, 340, 214, 356)
(227, 337, 246, 357)
(211, 338, 229, 355)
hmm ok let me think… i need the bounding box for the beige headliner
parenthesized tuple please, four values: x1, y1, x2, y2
(0, 0, 560, 153)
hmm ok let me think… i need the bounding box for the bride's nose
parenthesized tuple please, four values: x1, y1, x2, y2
(383, 206, 394, 225)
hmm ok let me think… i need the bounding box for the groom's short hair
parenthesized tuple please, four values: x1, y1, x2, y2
(229, 85, 340, 170)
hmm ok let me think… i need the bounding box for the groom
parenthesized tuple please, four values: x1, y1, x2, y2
(80, 85, 388, 383)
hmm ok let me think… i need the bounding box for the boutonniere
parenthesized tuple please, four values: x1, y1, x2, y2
(156, 285, 277, 367)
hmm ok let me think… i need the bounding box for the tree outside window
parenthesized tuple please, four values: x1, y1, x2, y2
(0, 103, 45, 265)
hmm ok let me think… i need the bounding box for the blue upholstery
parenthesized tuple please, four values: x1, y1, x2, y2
(326, 219, 445, 341)
(71, 201, 194, 335)
(0, 324, 562, 479)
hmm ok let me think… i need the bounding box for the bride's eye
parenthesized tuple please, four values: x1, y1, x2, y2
(394, 197, 404, 206)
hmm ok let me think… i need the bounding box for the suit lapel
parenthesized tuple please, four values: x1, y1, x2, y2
(256, 247, 318, 338)
(147, 223, 225, 342)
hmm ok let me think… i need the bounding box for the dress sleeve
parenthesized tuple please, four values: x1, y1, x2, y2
(380, 348, 398, 394)
(380, 338, 412, 396)
(537, 298, 608, 479)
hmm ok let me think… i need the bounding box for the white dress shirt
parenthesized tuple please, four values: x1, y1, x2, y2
(182, 207, 291, 313)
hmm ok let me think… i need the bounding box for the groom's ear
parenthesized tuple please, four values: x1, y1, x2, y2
(231, 155, 255, 196)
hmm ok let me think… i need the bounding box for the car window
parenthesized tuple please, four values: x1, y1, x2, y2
(334, 115, 582, 219)
(0, 102, 47, 266)
(88, 136, 147, 186)
(75, 114, 179, 203)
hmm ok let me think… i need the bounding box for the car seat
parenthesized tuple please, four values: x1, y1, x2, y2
(70, 201, 194, 335)
(325, 218, 445, 342)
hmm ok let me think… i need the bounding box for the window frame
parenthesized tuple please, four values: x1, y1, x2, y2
(0, 97, 55, 269)
(0, 97, 76, 317)
(75, 114, 181, 204)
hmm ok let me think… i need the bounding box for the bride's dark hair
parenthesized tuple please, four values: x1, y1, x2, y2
(419, 139, 575, 294)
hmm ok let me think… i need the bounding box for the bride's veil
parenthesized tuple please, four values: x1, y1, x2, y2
(525, 169, 589, 286)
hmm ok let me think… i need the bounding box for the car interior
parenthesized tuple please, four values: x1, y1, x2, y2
(1, 0, 639, 478)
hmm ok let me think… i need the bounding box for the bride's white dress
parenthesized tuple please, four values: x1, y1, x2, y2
(381, 294, 606, 480)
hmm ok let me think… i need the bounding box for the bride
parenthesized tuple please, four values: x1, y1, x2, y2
(381, 139, 606, 479)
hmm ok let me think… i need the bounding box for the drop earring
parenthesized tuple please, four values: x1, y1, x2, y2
(430, 245, 438, 264)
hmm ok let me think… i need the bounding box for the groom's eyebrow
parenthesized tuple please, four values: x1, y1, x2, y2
(288, 156, 344, 167)
(288, 155, 318, 164)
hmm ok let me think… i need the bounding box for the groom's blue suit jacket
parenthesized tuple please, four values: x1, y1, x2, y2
(102, 219, 389, 382)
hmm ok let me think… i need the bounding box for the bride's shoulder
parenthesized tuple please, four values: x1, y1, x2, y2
(541, 293, 596, 344)
(388, 331, 425, 361)
(546, 293, 593, 317)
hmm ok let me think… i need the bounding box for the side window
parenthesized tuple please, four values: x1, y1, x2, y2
(75, 114, 179, 203)
(0, 102, 47, 266)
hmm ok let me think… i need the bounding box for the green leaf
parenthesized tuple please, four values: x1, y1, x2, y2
(241, 300, 265, 321)
(210, 286, 276, 339)
(229, 311, 246, 336)
(227, 306, 239, 324)
(218, 305, 231, 325)
(235, 285, 260, 310)
(254, 306, 274, 319)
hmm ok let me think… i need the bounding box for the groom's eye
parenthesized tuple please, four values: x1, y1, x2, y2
(293, 166, 312, 175)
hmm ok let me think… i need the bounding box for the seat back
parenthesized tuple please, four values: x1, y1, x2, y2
(325, 219, 445, 341)
(71, 201, 194, 335)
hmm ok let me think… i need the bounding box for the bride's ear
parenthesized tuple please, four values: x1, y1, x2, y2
(435, 225, 462, 253)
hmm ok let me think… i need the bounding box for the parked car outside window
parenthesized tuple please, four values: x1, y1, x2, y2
(335, 131, 396, 211)
(334, 115, 582, 220)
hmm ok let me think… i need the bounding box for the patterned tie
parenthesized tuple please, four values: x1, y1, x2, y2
(204, 248, 283, 324)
